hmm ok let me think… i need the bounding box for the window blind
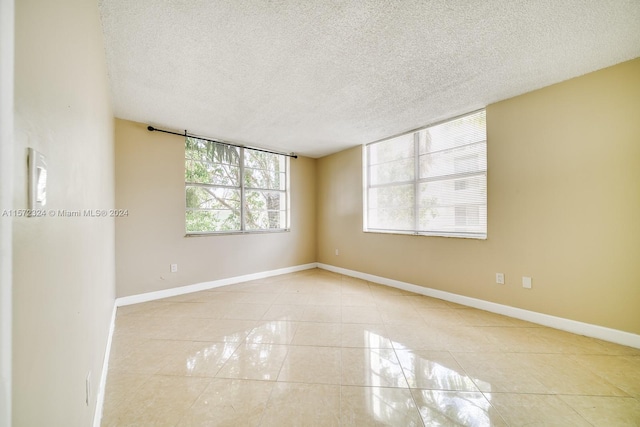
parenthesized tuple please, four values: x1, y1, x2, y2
(365, 110, 487, 239)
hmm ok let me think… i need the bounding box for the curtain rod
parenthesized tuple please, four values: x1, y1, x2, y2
(147, 125, 298, 159)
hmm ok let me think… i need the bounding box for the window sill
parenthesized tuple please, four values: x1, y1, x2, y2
(363, 229, 487, 240)
(185, 229, 290, 237)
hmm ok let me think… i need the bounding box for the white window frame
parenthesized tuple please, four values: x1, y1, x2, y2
(185, 138, 290, 236)
(363, 109, 487, 239)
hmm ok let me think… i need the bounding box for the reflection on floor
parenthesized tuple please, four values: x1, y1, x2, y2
(102, 268, 640, 426)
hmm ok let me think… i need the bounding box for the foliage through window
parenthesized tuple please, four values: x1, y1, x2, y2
(185, 137, 289, 234)
(364, 110, 487, 239)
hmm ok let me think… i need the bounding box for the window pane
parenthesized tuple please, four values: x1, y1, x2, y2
(419, 142, 486, 180)
(185, 138, 240, 186)
(244, 150, 283, 170)
(368, 133, 414, 185)
(417, 176, 487, 234)
(186, 186, 241, 210)
(419, 110, 486, 154)
(369, 158, 414, 186)
(185, 159, 239, 186)
(367, 184, 414, 230)
(244, 150, 286, 190)
(368, 133, 414, 164)
(245, 190, 286, 211)
(245, 190, 286, 229)
(186, 138, 239, 164)
(244, 168, 285, 190)
(185, 184, 242, 232)
(245, 210, 287, 230)
(186, 210, 241, 233)
(185, 138, 209, 160)
(419, 204, 486, 234)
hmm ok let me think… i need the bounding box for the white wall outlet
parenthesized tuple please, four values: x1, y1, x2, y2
(522, 276, 532, 289)
(85, 371, 91, 406)
(335, 249, 339, 256)
(170, 263, 178, 273)
(496, 273, 505, 284)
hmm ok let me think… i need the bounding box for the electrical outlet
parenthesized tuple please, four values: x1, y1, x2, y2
(496, 273, 505, 284)
(170, 264, 178, 273)
(335, 249, 339, 256)
(522, 276, 532, 289)
(86, 371, 91, 406)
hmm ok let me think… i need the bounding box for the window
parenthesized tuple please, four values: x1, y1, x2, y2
(185, 137, 290, 234)
(364, 109, 487, 239)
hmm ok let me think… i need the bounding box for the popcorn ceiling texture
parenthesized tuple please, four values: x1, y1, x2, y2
(98, 0, 640, 157)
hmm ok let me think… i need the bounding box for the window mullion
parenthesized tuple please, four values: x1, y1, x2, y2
(286, 157, 290, 229)
(413, 132, 420, 233)
(367, 146, 372, 193)
(364, 146, 370, 230)
(240, 147, 246, 231)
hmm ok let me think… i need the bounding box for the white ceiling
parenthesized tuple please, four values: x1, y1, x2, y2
(99, 0, 640, 158)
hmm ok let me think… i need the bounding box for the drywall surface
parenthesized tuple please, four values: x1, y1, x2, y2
(13, 0, 116, 425)
(317, 59, 640, 334)
(115, 119, 317, 297)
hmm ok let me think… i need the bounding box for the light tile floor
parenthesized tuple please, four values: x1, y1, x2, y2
(102, 268, 640, 426)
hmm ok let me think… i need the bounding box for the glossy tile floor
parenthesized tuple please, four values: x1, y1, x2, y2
(102, 269, 640, 426)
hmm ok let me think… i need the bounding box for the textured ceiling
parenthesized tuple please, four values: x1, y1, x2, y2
(99, 0, 640, 158)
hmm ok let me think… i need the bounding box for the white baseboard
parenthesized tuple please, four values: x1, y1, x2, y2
(116, 262, 318, 307)
(318, 263, 640, 349)
(93, 303, 117, 427)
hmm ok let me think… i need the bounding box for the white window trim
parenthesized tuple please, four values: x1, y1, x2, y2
(185, 142, 291, 236)
(363, 109, 487, 240)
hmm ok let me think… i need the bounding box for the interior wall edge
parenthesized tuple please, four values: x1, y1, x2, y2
(92, 304, 117, 427)
(317, 263, 640, 350)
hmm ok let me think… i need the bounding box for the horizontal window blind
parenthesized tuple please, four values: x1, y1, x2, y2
(365, 110, 487, 239)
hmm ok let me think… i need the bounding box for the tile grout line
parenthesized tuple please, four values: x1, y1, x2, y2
(385, 311, 426, 426)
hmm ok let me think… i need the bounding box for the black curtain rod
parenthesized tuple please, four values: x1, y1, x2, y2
(147, 125, 298, 159)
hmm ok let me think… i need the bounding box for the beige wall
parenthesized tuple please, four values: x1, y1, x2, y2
(115, 119, 316, 297)
(317, 59, 640, 335)
(13, 0, 115, 425)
